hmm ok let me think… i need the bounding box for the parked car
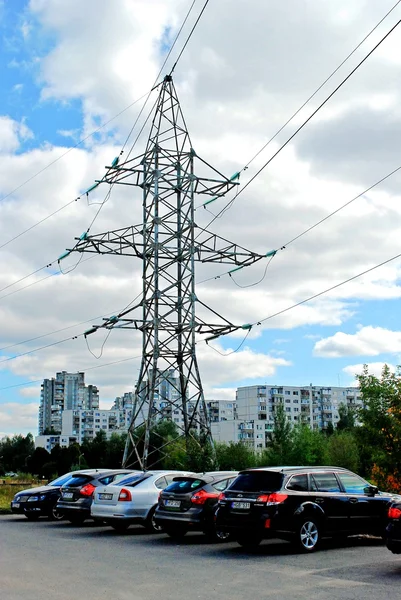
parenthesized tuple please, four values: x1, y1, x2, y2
(386, 500, 401, 553)
(56, 469, 136, 524)
(215, 466, 400, 552)
(155, 471, 238, 541)
(10, 471, 87, 520)
(91, 470, 194, 533)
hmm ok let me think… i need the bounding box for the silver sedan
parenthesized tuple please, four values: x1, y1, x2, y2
(91, 470, 194, 533)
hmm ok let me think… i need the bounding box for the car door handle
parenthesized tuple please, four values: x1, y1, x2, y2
(349, 498, 358, 504)
(315, 497, 324, 503)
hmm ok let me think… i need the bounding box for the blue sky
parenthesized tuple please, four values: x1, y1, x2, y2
(1, 0, 401, 436)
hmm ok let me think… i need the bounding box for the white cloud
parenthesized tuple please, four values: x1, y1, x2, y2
(314, 326, 401, 358)
(2, 1, 401, 434)
(342, 361, 397, 385)
(0, 402, 38, 434)
(0, 116, 33, 153)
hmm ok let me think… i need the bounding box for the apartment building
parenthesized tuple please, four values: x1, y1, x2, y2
(232, 384, 363, 452)
(38, 371, 99, 434)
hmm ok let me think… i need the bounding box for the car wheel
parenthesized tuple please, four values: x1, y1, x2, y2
(236, 533, 262, 549)
(164, 526, 188, 540)
(25, 513, 40, 521)
(111, 522, 130, 533)
(296, 517, 321, 552)
(67, 514, 86, 525)
(145, 506, 164, 533)
(48, 504, 64, 521)
(205, 526, 232, 543)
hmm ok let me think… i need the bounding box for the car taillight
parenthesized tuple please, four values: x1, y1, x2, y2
(388, 506, 401, 519)
(256, 493, 288, 505)
(118, 488, 132, 502)
(191, 489, 218, 505)
(218, 492, 226, 502)
(79, 483, 96, 497)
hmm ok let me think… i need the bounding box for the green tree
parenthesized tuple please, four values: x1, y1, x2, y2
(263, 403, 293, 465)
(289, 424, 327, 465)
(337, 403, 356, 431)
(356, 364, 401, 491)
(324, 431, 359, 472)
(215, 441, 256, 471)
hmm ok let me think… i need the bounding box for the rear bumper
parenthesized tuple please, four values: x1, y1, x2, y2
(56, 500, 91, 516)
(386, 521, 401, 552)
(154, 508, 207, 530)
(91, 503, 149, 523)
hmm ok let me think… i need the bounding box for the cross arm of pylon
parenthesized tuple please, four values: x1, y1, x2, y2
(58, 224, 145, 262)
(194, 226, 276, 267)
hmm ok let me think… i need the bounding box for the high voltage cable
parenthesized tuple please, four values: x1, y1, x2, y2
(251, 250, 401, 328)
(170, 0, 210, 74)
(0, 0, 199, 252)
(201, 15, 401, 230)
(197, 162, 401, 288)
(241, 0, 401, 172)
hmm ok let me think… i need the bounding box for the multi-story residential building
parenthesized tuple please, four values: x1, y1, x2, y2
(207, 400, 237, 423)
(112, 392, 134, 410)
(231, 384, 363, 452)
(38, 371, 99, 434)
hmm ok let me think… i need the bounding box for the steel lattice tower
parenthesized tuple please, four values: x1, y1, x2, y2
(61, 76, 269, 469)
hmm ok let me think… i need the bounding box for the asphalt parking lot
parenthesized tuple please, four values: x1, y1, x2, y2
(1, 515, 401, 600)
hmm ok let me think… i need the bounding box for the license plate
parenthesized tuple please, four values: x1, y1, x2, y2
(12, 503, 20, 508)
(98, 493, 113, 500)
(63, 492, 74, 499)
(232, 501, 251, 510)
(165, 500, 181, 508)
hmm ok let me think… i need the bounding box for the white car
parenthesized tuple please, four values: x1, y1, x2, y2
(91, 470, 194, 533)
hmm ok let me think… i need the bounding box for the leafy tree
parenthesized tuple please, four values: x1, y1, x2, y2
(26, 447, 51, 476)
(289, 424, 326, 465)
(263, 403, 293, 465)
(215, 441, 256, 471)
(324, 431, 359, 472)
(355, 364, 401, 490)
(337, 403, 356, 431)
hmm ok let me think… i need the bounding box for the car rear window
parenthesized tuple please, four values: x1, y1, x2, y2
(49, 473, 74, 487)
(114, 474, 150, 488)
(165, 479, 205, 493)
(63, 475, 92, 488)
(228, 471, 284, 492)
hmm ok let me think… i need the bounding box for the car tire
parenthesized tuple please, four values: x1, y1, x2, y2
(25, 513, 40, 521)
(164, 526, 188, 540)
(144, 506, 164, 533)
(205, 526, 232, 543)
(236, 533, 262, 549)
(48, 504, 65, 521)
(67, 514, 86, 525)
(111, 522, 130, 533)
(296, 517, 321, 552)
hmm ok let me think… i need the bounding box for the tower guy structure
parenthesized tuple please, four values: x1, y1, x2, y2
(61, 75, 270, 469)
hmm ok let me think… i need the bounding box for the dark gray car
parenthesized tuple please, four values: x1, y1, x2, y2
(56, 469, 137, 524)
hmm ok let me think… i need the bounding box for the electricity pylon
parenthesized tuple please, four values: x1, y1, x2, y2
(60, 75, 270, 469)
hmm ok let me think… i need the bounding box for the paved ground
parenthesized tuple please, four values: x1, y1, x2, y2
(1, 515, 401, 600)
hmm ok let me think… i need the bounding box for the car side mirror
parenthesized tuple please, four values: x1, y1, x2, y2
(364, 485, 378, 496)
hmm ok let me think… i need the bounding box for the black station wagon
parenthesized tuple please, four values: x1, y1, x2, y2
(215, 466, 399, 552)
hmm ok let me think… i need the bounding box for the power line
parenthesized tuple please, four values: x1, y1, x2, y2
(252, 250, 401, 327)
(281, 163, 401, 249)
(201, 15, 401, 229)
(170, 0, 210, 74)
(241, 0, 401, 172)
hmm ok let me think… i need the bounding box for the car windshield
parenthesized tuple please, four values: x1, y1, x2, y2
(114, 473, 150, 488)
(49, 473, 74, 487)
(164, 478, 205, 493)
(228, 471, 284, 492)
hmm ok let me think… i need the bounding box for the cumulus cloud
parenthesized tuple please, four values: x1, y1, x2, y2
(2, 1, 401, 435)
(342, 361, 397, 380)
(314, 326, 401, 357)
